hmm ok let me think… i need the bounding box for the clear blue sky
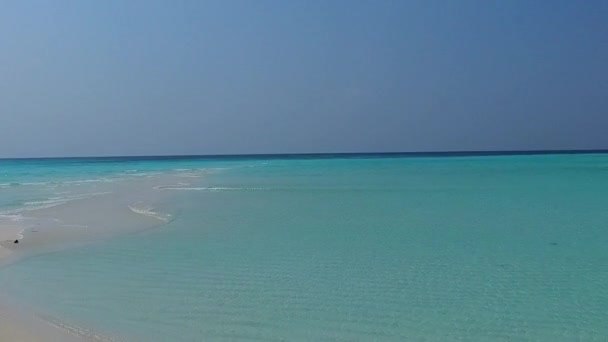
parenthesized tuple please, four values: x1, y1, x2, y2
(1, 0, 607, 157)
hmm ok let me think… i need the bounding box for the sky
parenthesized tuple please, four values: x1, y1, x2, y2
(1, 0, 607, 157)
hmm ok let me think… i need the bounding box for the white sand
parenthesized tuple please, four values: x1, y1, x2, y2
(0, 224, 108, 341)
(0, 223, 23, 263)
(0, 300, 87, 342)
(1, 225, 82, 342)
(0, 173, 182, 341)
(0, 223, 22, 243)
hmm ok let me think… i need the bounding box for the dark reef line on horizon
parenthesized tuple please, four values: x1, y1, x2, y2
(2, 149, 608, 162)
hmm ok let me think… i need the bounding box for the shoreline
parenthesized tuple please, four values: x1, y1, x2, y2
(0, 199, 167, 342)
(0, 223, 23, 242)
(0, 209, 143, 342)
(0, 222, 26, 266)
(0, 298, 92, 342)
(0, 173, 188, 342)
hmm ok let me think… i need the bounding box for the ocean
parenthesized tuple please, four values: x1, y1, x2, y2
(0, 153, 607, 341)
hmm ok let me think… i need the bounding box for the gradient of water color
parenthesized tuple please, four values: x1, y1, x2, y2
(1, 154, 608, 341)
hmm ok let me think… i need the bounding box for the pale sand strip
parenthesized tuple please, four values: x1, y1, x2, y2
(0, 300, 87, 342)
(0, 223, 23, 242)
(0, 224, 84, 341)
(0, 199, 163, 341)
(0, 223, 23, 262)
(0, 175, 178, 341)
(0, 219, 85, 341)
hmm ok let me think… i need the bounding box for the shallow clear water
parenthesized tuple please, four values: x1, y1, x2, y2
(1, 154, 608, 340)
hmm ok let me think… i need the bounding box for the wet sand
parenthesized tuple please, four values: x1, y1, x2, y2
(0, 219, 108, 341)
(0, 223, 23, 265)
(0, 176, 179, 341)
(0, 297, 88, 342)
(0, 223, 22, 242)
(0, 201, 161, 341)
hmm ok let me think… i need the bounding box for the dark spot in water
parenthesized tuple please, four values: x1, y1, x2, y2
(497, 263, 513, 269)
(13, 240, 19, 244)
(549, 242, 558, 246)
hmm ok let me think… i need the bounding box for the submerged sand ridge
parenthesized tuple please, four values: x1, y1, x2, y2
(0, 172, 188, 265)
(0, 196, 166, 342)
(0, 171, 204, 341)
(0, 300, 90, 342)
(0, 224, 23, 242)
(0, 222, 25, 263)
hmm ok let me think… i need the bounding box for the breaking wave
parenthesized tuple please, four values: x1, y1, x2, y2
(154, 186, 269, 191)
(0, 192, 112, 215)
(128, 204, 172, 223)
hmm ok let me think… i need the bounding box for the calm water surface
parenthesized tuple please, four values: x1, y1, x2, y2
(0, 154, 607, 341)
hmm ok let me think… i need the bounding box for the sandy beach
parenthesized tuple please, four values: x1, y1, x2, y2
(0, 223, 23, 262)
(0, 223, 84, 341)
(0, 185, 170, 341)
(0, 223, 22, 244)
(0, 304, 87, 342)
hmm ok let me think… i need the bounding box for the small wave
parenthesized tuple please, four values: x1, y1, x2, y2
(1, 179, 118, 187)
(1, 181, 47, 188)
(14, 181, 52, 186)
(61, 224, 88, 228)
(0, 192, 112, 215)
(3, 178, 120, 188)
(38, 313, 120, 342)
(128, 204, 172, 223)
(23, 192, 111, 206)
(155, 186, 268, 191)
(122, 172, 157, 177)
(0, 214, 25, 222)
(154, 185, 196, 190)
(209, 187, 269, 191)
(23, 199, 72, 207)
(192, 167, 229, 175)
(176, 173, 204, 178)
(0, 202, 64, 214)
(116, 171, 166, 179)
(155, 186, 212, 191)
(62, 178, 116, 185)
(152, 183, 190, 190)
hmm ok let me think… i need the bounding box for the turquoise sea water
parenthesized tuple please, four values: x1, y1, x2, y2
(1, 154, 608, 341)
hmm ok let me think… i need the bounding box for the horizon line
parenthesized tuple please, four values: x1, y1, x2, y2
(2, 148, 608, 161)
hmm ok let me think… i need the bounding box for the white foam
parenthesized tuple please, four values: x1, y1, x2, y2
(156, 186, 212, 191)
(38, 313, 120, 342)
(61, 224, 88, 228)
(121, 172, 157, 177)
(176, 173, 204, 178)
(1, 178, 119, 188)
(154, 186, 268, 191)
(23, 199, 72, 207)
(62, 178, 116, 185)
(152, 182, 190, 190)
(205, 167, 229, 173)
(0, 192, 112, 215)
(17, 181, 52, 186)
(208, 187, 268, 191)
(0, 214, 25, 222)
(128, 205, 172, 223)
